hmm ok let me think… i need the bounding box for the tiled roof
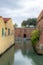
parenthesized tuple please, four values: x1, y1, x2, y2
(0, 16, 11, 23)
(0, 16, 2, 18)
(3, 18, 11, 23)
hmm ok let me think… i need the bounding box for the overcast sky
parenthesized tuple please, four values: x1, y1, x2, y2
(0, 0, 43, 27)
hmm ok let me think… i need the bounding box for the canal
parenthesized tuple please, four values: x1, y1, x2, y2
(0, 40, 43, 65)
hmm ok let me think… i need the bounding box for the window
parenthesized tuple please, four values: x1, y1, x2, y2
(11, 30, 14, 35)
(8, 28, 10, 35)
(5, 27, 7, 30)
(2, 28, 5, 36)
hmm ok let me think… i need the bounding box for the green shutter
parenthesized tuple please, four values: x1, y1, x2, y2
(2, 28, 4, 36)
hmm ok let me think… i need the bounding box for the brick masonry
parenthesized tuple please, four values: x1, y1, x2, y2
(37, 10, 43, 45)
(14, 27, 35, 39)
(36, 10, 43, 53)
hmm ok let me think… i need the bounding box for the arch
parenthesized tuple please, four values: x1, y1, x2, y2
(23, 34, 26, 38)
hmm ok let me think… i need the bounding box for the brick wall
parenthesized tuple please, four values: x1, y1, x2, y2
(37, 10, 43, 44)
(14, 27, 35, 38)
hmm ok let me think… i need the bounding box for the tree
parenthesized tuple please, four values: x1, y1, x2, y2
(13, 23, 18, 28)
(21, 20, 27, 27)
(21, 18, 37, 27)
(31, 30, 40, 45)
(31, 29, 40, 51)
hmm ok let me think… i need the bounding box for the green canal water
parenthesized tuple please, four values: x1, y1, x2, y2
(0, 43, 43, 65)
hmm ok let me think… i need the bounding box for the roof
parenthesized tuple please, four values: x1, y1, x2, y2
(0, 16, 11, 23)
(0, 16, 2, 18)
(37, 10, 43, 22)
(3, 18, 11, 23)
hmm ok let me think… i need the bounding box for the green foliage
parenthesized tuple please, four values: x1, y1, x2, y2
(13, 23, 18, 28)
(31, 30, 40, 45)
(21, 20, 26, 27)
(21, 18, 37, 27)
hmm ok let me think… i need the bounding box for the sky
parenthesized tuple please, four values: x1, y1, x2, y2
(0, 0, 43, 27)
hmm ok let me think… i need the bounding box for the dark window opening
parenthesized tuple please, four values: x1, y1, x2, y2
(8, 28, 10, 35)
(23, 34, 26, 38)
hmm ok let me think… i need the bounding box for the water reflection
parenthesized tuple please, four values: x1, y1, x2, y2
(0, 40, 43, 65)
(0, 46, 14, 65)
(14, 50, 35, 65)
(15, 39, 43, 65)
(21, 42, 43, 65)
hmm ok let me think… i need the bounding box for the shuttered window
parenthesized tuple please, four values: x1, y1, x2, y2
(8, 28, 10, 35)
(2, 28, 4, 36)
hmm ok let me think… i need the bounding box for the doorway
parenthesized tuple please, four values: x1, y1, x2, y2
(23, 34, 26, 38)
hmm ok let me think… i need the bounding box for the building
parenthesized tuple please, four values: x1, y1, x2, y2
(0, 16, 14, 55)
(36, 10, 43, 53)
(15, 27, 35, 41)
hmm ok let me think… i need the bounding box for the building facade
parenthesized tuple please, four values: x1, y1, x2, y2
(36, 10, 43, 53)
(0, 16, 14, 55)
(14, 27, 35, 41)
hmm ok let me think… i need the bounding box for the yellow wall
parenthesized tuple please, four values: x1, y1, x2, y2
(5, 19, 14, 45)
(0, 17, 14, 54)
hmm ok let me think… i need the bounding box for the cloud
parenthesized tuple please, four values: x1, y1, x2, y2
(0, 0, 43, 27)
